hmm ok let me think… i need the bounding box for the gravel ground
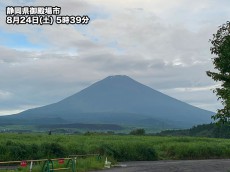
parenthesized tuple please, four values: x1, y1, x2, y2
(91, 159, 230, 172)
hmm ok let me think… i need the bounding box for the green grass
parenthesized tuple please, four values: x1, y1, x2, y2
(1, 133, 230, 171)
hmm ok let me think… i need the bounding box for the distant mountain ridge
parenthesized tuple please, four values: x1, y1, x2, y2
(1, 75, 214, 129)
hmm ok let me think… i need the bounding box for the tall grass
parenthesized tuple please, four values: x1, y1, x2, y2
(1, 133, 230, 164)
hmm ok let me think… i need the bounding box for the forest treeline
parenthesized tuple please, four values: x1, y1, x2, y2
(157, 123, 230, 138)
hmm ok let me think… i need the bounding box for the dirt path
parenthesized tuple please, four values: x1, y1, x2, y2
(92, 159, 230, 172)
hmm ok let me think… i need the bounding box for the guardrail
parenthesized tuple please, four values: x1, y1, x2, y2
(0, 154, 101, 172)
(42, 158, 76, 172)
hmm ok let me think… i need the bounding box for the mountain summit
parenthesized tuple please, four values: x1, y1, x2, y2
(6, 75, 213, 128)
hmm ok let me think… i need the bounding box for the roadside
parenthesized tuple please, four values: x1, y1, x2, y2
(91, 159, 230, 172)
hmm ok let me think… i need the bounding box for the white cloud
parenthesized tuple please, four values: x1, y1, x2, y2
(167, 84, 221, 92)
(0, 110, 23, 116)
(0, 90, 12, 100)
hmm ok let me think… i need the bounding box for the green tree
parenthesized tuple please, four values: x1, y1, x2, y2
(207, 21, 230, 123)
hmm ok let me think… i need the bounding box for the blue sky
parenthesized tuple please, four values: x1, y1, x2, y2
(0, 0, 229, 115)
(0, 29, 44, 50)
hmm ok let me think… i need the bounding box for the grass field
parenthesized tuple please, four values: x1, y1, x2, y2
(1, 133, 230, 171)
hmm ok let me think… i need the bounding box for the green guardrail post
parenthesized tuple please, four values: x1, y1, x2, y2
(97, 154, 101, 160)
(42, 160, 49, 172)
(42, 160, 53, 172)
(72, 158, 76, 172)
(66, 158, 76, 172)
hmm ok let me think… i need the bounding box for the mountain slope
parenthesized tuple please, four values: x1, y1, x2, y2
(5, 75, 214, 128)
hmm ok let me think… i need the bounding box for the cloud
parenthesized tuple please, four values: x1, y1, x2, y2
(0, 0, 228, 115)
(0, 90, 12, 100)
(160, 84, 223, 112)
